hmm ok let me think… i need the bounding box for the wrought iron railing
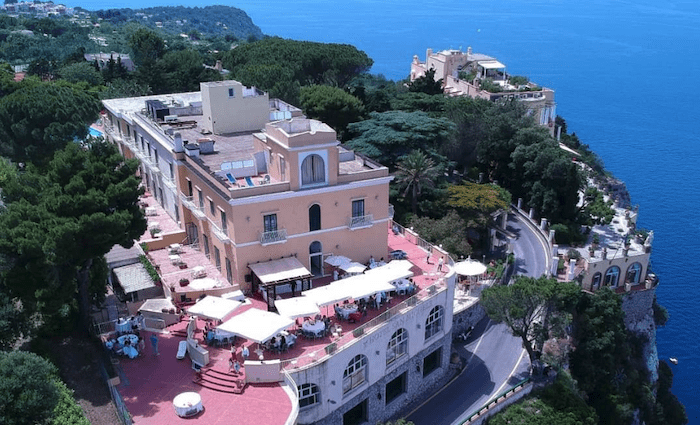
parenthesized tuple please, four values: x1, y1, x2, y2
(260, 229, 287, 245)
(348, 214, 373, 229)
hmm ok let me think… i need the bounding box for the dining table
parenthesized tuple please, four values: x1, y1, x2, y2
(337, 304, 358, 319)
(302, 320, 326, 336)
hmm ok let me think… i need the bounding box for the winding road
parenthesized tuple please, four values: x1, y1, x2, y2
(406, 211, 549, 425)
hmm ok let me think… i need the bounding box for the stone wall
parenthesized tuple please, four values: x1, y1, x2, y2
(621, 287, 658, 382)
(453, 302, 486, 338)
(307, 333, 457, 425)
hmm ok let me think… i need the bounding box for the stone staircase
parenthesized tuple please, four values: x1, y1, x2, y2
(193, 368, 246, 394)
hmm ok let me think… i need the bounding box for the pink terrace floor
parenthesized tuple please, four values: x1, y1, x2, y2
(116, 210, 447, 424)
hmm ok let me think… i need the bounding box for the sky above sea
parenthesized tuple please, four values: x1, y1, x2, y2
(69, 0, 700, 422)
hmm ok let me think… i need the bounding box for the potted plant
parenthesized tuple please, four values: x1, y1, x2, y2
(592, 234, 600, 249)
(149, 226, 161, 238)
(179, 278, 189, 287)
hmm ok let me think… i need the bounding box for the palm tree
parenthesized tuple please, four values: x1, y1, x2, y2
(395, 150, 439, 215)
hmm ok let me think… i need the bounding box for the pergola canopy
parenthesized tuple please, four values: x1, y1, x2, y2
(217, 309, 294, 344)
(478, 60, 506, 69)
(249, 257, 313, 286)
(187, 296, 242, 321)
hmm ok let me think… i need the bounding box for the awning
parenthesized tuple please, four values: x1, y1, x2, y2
(331, 276, 396, 300)
(113, 263, 155, 294)
(249, 257, 313, 286)
(217, 309, 294, 344)
(274, 297, 320, 319)
(303, 285, 351, 307)
(138, 298, 176, 314)
(363, 260, 414, 283)
(453, 259, 487, 276)
(478, 60, 506, 69)
(187, 296, 242, 321)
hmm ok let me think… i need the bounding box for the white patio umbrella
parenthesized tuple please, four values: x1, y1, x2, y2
(324, 255, 351, 267)
(339, 261, 367, 275)
(217, 309, 294, 344)
(275, 296, 321, 319)
(453, 259, 487, 276)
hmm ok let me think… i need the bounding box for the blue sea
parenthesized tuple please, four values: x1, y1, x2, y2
(74, 0, 700, 421)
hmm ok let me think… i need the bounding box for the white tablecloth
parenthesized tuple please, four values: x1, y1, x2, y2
(173, 392, 203, 417)
(115, 318, 132, 333)
(302, 320, 325, 335)
(393, 279, 412, 294)
(338, 304, 358, 319)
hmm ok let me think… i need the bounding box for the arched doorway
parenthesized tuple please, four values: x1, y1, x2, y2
(309, 241, 323, 276)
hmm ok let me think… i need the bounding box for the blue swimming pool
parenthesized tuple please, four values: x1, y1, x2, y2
(88, 127, 103, 138)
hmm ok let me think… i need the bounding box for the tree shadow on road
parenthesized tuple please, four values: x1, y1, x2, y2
(407, 350, 495, 425)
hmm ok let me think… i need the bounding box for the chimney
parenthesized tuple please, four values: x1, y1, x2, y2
(173, 132, 183, 153)
(184, 142, 200, 158)
(197, 138, 215, 154)
(467, 46, 472, 56)
(426, 48, 433, 62)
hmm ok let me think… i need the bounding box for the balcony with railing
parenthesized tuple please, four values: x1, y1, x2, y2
(260, 229, 287, 245)
(179, 193, 206, 219)
(162, 174, 176, 190)
(348, 214, 373, 229)
(209, 218, 231, 244)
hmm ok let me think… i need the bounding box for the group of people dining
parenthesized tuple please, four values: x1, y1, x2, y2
(264, 331, 297, 352)
(105, 332, 144, 359)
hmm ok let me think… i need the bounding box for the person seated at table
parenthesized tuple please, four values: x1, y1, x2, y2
(206, 330, 215, 344)
(279, 335, 287, 351)
(270, 336, 277, 347)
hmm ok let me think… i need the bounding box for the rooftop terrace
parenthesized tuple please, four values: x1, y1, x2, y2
(112, 215, 457, 424)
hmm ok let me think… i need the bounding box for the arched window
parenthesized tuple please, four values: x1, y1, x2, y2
(425, 306, 444, 340)
(604, 266, 620, 287)
(309, 204, 321, 232)
(592, 272, 602, 290)
(301, 154, 325, 185)
(387, 328, 408, 365)
(343, 354, 367, 394)
(297, 383, 320, 408)
(626, 263, 642, 284)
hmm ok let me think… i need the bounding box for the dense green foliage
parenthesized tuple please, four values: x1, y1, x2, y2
(488, 373, 597, 425)
(300, 84, 364, 138)
(570, 289, 654, 425)
(407, 68, 443, 95)
(222, 37, 373, 105)
(345, 110, 454, 169)
(92, 5, 263, 40)
(481, 276, 580, 365)
(0, 141, 146, 331)
(447, 182, 511, 227)
(0, 82, 101, 166)
(409, 210, 472, 258)
(51, 379, 91, 425)
(0, 351, 60, 425)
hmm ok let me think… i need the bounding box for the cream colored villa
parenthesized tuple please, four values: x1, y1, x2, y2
(410, 47, 557, 134)
(102, 80, 392, 305)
